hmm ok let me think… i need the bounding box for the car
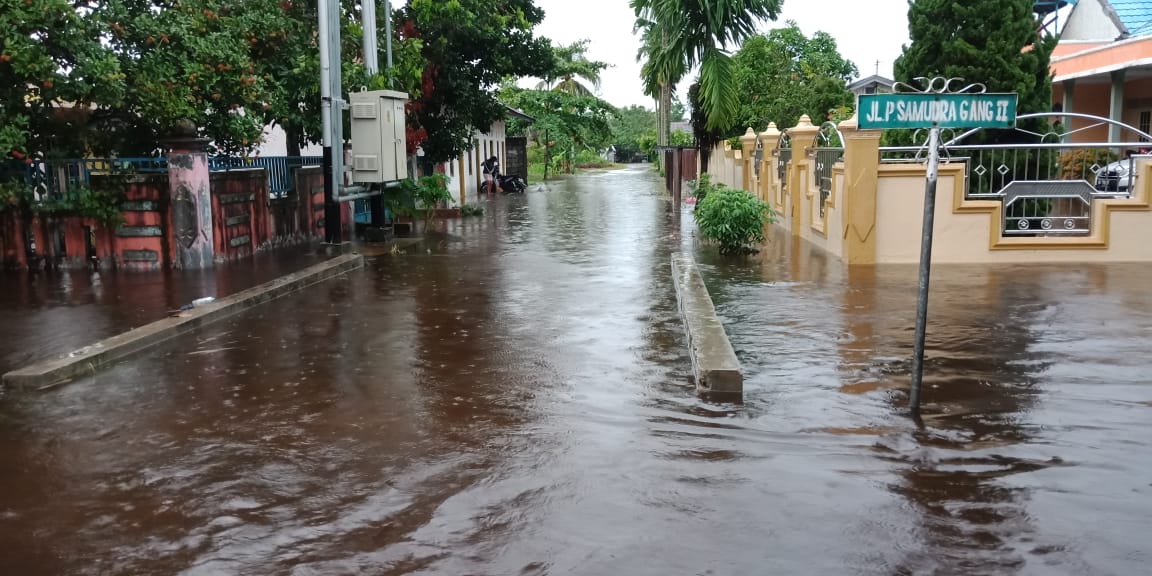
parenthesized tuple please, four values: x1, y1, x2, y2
(1094, 152, 1149, 195)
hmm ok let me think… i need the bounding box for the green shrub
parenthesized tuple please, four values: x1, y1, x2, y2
(687, 173, 724, 204)
(694, 183, 775, 254)
(461, 203, 484, 217)
(389, 173, 453, 223)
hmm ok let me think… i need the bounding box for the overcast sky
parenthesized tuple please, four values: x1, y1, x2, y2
(523, 0, 913, 109)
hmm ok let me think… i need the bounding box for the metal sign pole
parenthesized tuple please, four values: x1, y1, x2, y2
(909, 127, 941, 418)
(856, 76, 1015, 422)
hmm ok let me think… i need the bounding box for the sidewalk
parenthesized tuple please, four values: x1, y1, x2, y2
(0, 244, 331, 376)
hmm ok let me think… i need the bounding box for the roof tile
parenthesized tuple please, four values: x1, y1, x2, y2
(1108, 0, 1152, 36)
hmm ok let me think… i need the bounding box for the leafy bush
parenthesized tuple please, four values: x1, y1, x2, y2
(694, 183, 775, 254)
(670, 130, 695, 147)
(388, 173, 453, 223)
(1060, 149, 1119, 181)
(687, 173, 723, 204)
(461, 203, 484, 217)
(574, 149, 603, 165)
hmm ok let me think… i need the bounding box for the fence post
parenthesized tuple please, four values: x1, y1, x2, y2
(759, 123, 781, 204)
(740, 127, 758, 193)
(787, 115, 820, 237)
(838, 113, 883, 265)
(164, 124, 215, 269)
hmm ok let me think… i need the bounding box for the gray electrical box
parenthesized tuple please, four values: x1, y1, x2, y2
(349, 89, 409, 183)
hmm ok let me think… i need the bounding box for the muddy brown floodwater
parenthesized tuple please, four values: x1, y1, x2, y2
(1, 165, 1151, 575)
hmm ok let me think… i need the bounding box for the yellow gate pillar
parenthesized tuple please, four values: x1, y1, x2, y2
(838, 113, 883, 265)
(787, 115, 820, 237)
(739, 127, 758, 193)
(759, 123, 781, 205)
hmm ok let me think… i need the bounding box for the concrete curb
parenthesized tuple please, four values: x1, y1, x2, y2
(3, 253, 364, 390)
(671, 254, 743, 400)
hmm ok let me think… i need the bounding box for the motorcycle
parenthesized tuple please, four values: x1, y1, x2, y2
(496, 173, 527, 194)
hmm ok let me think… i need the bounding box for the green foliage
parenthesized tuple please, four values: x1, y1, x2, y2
(0, 173, 127, 225)
(35, 186, 126, 225)
(536, 39, 608, 96)
(500, 84, 616, 178)
(611, 105, 657, 162)
(631, 0, 784, 132)
(670, 129, 695, 147)
(687, 173, 723, 204)
(3, 0, 536, 161)
(1061, 149, 1119, 180)
(731, 23, 858, 131)
(406, 173, 452, 221)
(402, 0, 554, 163)
(893, 0, 1055, 145)
(694, 183, 775, 254)
(0, 0, 124, 157)
(0, 180, 34, 214)
(690, 81, 725, 172)
(460, 203, 484, 217)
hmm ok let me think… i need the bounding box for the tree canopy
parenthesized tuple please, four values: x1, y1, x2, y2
(893, 0, 1055, 144)
(730, 22, 858, 131)
(400, 0, 554, 163)
(536, 39, 608, 97)
(500, 79, 616, 178)
(611, 104, 657, 162)
(2, 0, 556, 164)
(631, 0, 783, 133)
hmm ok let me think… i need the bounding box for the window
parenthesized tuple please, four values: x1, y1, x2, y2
(1140, 111, 1151, 142)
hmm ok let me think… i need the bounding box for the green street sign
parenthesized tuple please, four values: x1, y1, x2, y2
(858, 92, 1018, 130)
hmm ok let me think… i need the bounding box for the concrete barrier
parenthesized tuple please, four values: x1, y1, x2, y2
(671, 254, 743, 400)
(3, 253, 364, 389)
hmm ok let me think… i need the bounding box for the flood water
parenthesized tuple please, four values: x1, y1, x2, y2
(1, 165, 1150, 575)
(0, 246, 329, 376)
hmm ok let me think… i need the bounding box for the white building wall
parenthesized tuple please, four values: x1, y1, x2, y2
(1062, 0, 1124, 41)
(440, 119, 508, 207)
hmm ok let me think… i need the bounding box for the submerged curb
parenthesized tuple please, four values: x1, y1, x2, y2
(671, 254, 743, 400)
(3, 253, 364, 390)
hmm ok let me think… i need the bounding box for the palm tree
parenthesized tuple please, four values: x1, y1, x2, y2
(631, 0, 783, 134)
(536, 40, 608, 97)
(634, 14, 681, 146)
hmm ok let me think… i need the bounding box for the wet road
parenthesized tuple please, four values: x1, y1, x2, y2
(2, 165, 1151, 574)
(0, 246, 330, 376)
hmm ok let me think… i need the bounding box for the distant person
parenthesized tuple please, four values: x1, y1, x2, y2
(482, 156, 500, 194)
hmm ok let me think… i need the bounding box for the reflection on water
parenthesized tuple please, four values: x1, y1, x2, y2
(701, 234, 1152, 574)
(1, 166, 1151, 574)
(0, 245, 329, 375)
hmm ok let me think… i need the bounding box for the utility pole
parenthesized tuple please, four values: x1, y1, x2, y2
(319, 0, 345, 245)
(384, 0, 394, 85)
(363, 0, 385, 228)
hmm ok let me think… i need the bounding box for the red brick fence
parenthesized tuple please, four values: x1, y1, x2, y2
(1, 164, 349, 271)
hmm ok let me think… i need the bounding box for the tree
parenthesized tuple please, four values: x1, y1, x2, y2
(610, 105, 656, 162)
(93, 0, 305, 156)
(893, 0, 1055, 145)
(536, 39, 608, 97)
(633, 13, 679, 147)
(631, 0, 783, 135)
(400, 0, 554, 164)
(1, 0, 124, 159)
(670, 95, 687, 122)
(500, 83, 616, 179)
(689, 81, 725, 173)
(730, 22, 858, 131)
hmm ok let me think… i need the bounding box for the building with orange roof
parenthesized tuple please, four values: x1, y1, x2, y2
(1052, 0, 1152, 142)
